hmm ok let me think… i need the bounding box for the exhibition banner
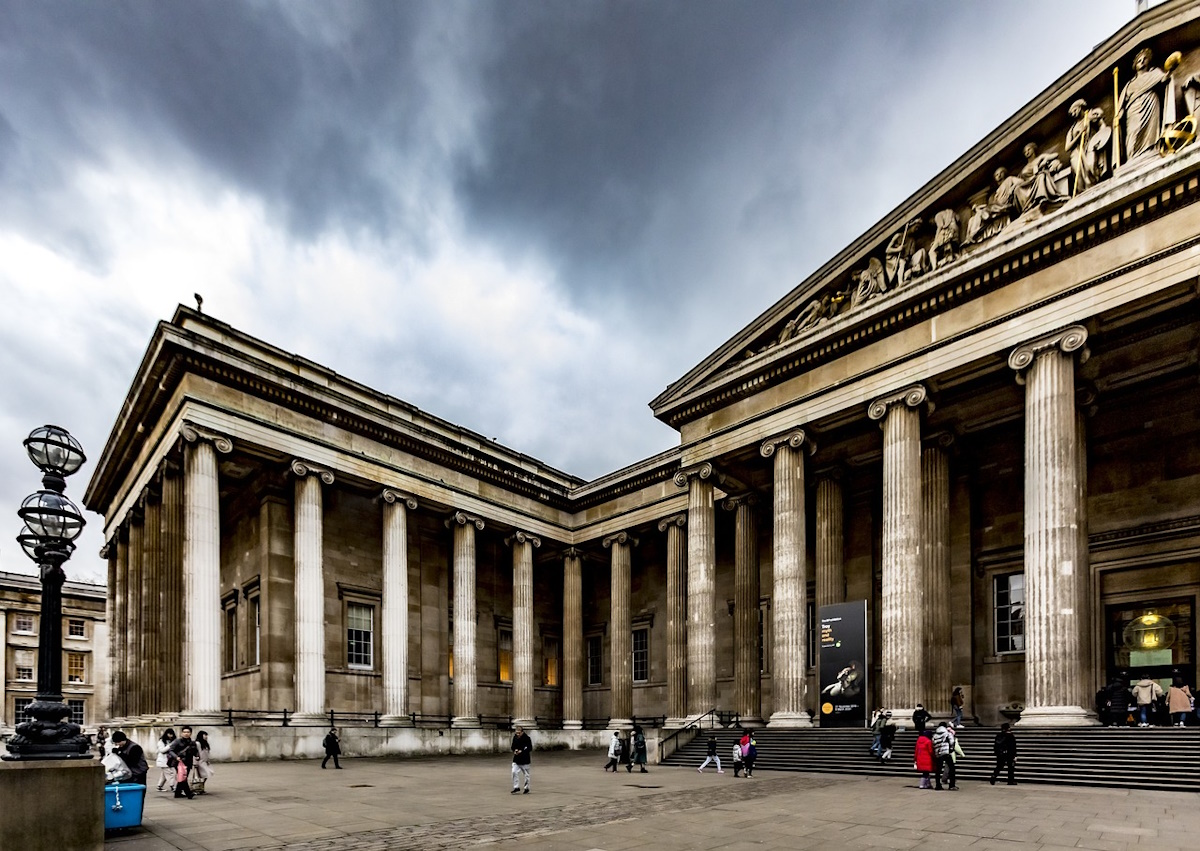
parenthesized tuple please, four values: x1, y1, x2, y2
(818, 600, 868, 727)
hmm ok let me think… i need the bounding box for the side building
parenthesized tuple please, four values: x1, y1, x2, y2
(84, 1, 1200, 756)
(1, 571, 108, 735)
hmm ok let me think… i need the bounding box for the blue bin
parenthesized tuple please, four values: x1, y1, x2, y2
(104, 783, 146, 831)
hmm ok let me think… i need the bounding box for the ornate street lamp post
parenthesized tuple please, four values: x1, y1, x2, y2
(4, 425, 92, 760)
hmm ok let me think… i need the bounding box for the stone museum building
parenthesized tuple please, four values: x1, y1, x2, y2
(84, 2, 1200, 749)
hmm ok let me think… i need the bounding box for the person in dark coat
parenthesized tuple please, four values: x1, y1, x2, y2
(697, 735, 723, 773)
(742, 734, 757, 778)
(989, 722, 1018, 786)
(628, 725, 648, 773)
(510, 724, 533, 793)
(167, 726, 199, 799)
(321, 727, 342, 769)
(911, 704, 932, 733)
(878, 712, 897, 763)
(110, 731, 148, 786)
(1105, 675, 1131, 726)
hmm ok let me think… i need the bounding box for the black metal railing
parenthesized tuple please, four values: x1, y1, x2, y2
(657, 709, 736, 763)
(633, 715, 668, 729)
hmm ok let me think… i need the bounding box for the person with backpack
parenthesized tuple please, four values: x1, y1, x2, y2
(697, 735, 723, 773)
(321, 727, 342, 769)
(989, 722, 1017, 786)
(742, 734, 758, 778)
(731, 741, 745, 777)
(628, 725, 648, 773)
(604, 731, 621, 772)
(932, 722, 957, 790)
(167, 726, 199, 799)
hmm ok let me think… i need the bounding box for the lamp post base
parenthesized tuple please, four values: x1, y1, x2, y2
(3, 698, 92, 761)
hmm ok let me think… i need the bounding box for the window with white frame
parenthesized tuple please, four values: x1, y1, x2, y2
(67, 652, 86, 683)
(14, 613, 34, 634)
(15, 649, 34, 681)
(586, 635, 603, 686)
(632, 628, 649, 683)
(250, 596, 261, 666)
(223, 602, 238, 672)
(67, 618, 85, 638)
(14, 698, 33, 724)
(67, 699, 84, 725)
(994, 572, 1025, 654)
(347, 602, 374, 669)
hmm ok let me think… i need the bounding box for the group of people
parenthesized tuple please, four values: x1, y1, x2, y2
(1097, 674, 1195, 727)
(695, 732, 757, 778)
(99, 726, 212, 800)
(603, 725, 649, 774)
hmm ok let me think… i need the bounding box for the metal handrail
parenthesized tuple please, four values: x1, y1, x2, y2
(657, 708, 735, 763)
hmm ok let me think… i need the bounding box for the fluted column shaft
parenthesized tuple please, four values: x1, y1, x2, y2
(685, 474, 716, 715)
(143, 493, 163, 716)
(660, 515, 688, 724)
(293, 464, 330, 718)
(764, 434, 812, 727)
(183, 438, 223, 715)
(870, 386, 927, 718)
(161, 465, 184, 715)
(562, 550, 583, 729)
(451, 513, 483, 726)
(127, 516, 144, 717)
(382, 490, 416, 723)
(605, 532, 634, 727)
(1076, 410, 1093, 711)
(113, 532, 128, 718)
(1009, 327, 1095, 725)
(103, 544, 117, 719)
(922, 444, 952, 711)
(511, 532, 540, 729)
(730, 497, 762, 724)
(815, 475, 844, 608)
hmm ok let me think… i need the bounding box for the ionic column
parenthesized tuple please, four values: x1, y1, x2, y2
(100, 541, 116, 721)
(815, 471, 844, 608)
(562, 548, 584, 730)
(143, 487, 163, 716)
(113, 529, 128, 718)
(510, 530, 541, 729)
(868, 385, 928, 721)
(381, 489, 418, 725)
(658, 514, 687, 726)
(182, 424, 231, 717)
(604, 531, 636, 728)
(450, 511, 485, 727)
(161, 460, 184, 715)
(1075, 399, 1094, 711)
(762, 431, 814, 728)
(126, 508, 144, 718)
(674, 464, 719, 716)
(725, 495, 762, 726)
(922, 434, 953, 714)
(291, 459, 334, 721)
(1008, 327, 1097, 725)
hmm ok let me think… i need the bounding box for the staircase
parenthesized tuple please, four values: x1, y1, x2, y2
(662, 725, 1200, 792)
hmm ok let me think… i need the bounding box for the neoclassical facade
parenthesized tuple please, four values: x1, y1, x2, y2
(86, 2, 1200, 741)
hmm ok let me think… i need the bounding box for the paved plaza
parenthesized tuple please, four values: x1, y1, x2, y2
(102, 749, 1199, 851)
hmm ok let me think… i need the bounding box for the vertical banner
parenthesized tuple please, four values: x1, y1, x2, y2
(818, 600, 868, 727)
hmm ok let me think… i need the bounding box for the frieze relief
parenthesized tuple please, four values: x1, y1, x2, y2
(746, 42, 1200, 362)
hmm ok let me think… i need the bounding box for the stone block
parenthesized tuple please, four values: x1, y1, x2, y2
(0, 758, 105, 850)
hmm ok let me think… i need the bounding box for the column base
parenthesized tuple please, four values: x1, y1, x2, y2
(289, 712, 330, 726)
(767, 710, 813, 728)
(663, 717, 690, 729)
(180, 711, 227, 725)
(378, 715, 413, 727)
(451, 715, 480, 728)
(562, 720, 582, 730)
(737, 715, 765, 728)
(607, 718, 632, 731)
(1015, 705, 1099, 727)
(513, 718, 537, 730)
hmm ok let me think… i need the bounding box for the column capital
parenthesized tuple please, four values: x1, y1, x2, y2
(381, 488, 418, 510)
(722, 493, 759, 511)
(657, 513, 687, 532)
(291, 459, 335, 484)
(99, 540, 114, 560)
(813, 463, 845, 482)
(760, 428, 816, 458)
(602, 531, 638, 548)
(447, 510, 485, 530)
(180, 421, 233, 453)
(1008, 325, 1089, 377)
(506, 530, 542, 548)
(562, 546, 584, 560)
(921, 430, 956, 451)
(673, 461, 722, 488)
(867, 384, 929, 421)
(1076, 381, 1099, 416)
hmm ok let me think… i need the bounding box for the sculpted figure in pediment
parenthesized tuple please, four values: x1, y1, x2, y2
(1017, 141, 1068, 211)
(1116, 48, 1171, 163)
(884, 219, 921, 285)
(776, 292, 834, 345)
(849, 257, 886, 310)
(1066, 99, 1111, 194)
(928, 209, 960, 270)
(964, 166, 1022, 245)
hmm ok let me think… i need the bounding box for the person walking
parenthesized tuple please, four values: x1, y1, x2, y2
(110, 731, 149, 787)
(192, 731, 213, 794)
(869, 708, 887, 756)
(155, 728, 177, 791)
(510, 724, 533, 794)
(989, 722, 1017, 786)
(629, 725, 648, 773)
(697, 735, 723, 773)
(742, 734, 757, 778)
(878, 711, 897, 763)
(911, 703, 931, 733)
(1104, 675, 1132, 726)
(731, 741, 745, 777)
(950, 687, 965, 728)
(96, 725, 109, 758)
(932, 722, 954, 790)
(167, 726, 199, 799)
(321, 727, 342, 769)
(604, 731, 621, 772)
(618, 731, 631, 770)
(1167, 675, 1193, 726)
(914, 729, 935, 789)
(1131, 676, 1164, 727)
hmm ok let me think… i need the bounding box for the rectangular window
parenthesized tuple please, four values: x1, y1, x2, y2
(586, 635, 603, 686)
(807, 598, 817, 669)
(759, 604, 769, 673)
(497, 628, 513, 683)
(994, 572, 1026, 654)
(67, 699, 84, 726)
(250, 596, 261, 666)
(14, 698, 33, 724)
(448, 614, 454, 679)
(632, 628, 649, 683)
(14, 614, 34, 634)
(67, 618, 85, 638)
(224, 606, 238, 672)
(543, 636, 560, 686)
(16, 666, 34, 681)
(15, 649, 34, 681)
(347, 602, 374, 669)
(67, 652, 86, 684)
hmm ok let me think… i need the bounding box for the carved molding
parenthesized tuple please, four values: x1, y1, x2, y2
(1007, 324, 1089, 376)
(180, 421, 233, 454)
(447, 511, 486, 531)
(506, 530, 542, 548)
(673, 461, 722, 489)
(759, 428, 816, 458)
(290, 459, 335, 485)
(867, 384, 929, 421)
(381, 488, 418, 510)
(602, 531, 638, 549)
(656, 513, 687, 532)
(562, 546, 584, 561)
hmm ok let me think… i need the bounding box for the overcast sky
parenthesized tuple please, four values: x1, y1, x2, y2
(0, 0, 1135, 580)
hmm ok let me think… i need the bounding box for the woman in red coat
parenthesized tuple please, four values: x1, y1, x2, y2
(914, 729, 935, 789)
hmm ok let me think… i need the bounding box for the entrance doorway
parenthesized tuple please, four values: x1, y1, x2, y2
(1104, 596, 1194, 688)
